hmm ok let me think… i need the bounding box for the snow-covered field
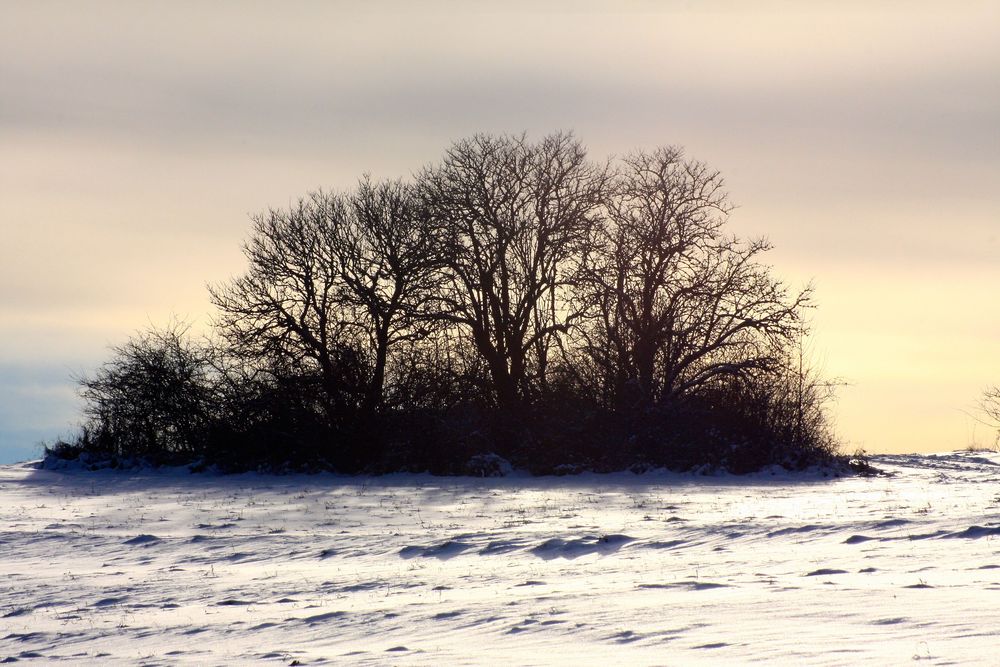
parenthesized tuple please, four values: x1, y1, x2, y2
(2, 453, 999, 665)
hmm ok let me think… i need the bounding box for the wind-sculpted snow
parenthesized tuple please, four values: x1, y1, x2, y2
(2, 452, 999, 664)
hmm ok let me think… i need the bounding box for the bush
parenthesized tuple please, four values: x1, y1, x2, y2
(76, 323, 221, 458)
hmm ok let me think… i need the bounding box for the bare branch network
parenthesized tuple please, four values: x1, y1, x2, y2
(66, 133, 841, 474)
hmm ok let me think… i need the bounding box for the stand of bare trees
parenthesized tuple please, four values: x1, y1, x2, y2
(60, 133, 842, 474)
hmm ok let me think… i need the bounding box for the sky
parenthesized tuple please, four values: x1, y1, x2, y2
(1, 1, 998, 463)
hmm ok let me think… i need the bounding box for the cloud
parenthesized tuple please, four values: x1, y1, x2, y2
(0, 1, 997, 457)
(1, 2, 996, 164)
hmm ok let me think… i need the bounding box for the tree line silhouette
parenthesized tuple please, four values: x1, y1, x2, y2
(57, 133, 841, 474)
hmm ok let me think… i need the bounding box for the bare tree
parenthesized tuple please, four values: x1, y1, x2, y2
(209, 193, 358, 421)
(984, 387, 1000, 420)
(419, 133, 606, 410)
(576, 147, 810, 410)
(335, 177, 442, 410)
(209, 181, 438, 419)
(982, 387, 1000, 447)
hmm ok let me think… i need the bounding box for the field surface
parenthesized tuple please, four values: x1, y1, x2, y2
(2, 452, 999, 665)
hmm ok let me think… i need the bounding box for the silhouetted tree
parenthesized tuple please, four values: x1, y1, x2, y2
(982, 387, 1000, 446)
(208, 193, 363, 425)
(419, 133, 606, 411)
(575, 147, 810, 411)
(984, 388, 1000, 419)
(209, 181, 439, 420)
(334, 178, 442, 411)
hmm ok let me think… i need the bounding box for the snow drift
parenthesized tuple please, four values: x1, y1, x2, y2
(1, 451, 998, 664)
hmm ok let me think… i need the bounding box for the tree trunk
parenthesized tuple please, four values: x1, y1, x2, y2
(634, 337, 656, 408)
(364, 330, 390, 413)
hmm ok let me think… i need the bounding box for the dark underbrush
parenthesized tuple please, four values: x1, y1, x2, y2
(47, 330, 846, 476)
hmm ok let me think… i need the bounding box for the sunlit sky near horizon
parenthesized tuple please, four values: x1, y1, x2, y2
(1, 1, 998, 463)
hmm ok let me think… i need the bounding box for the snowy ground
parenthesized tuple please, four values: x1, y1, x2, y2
(2, 453, 999, 665)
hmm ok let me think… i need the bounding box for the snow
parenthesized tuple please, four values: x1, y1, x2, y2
(2, 452, 999, 664)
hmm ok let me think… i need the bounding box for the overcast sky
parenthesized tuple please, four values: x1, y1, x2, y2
(2, 1, 998, 462)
